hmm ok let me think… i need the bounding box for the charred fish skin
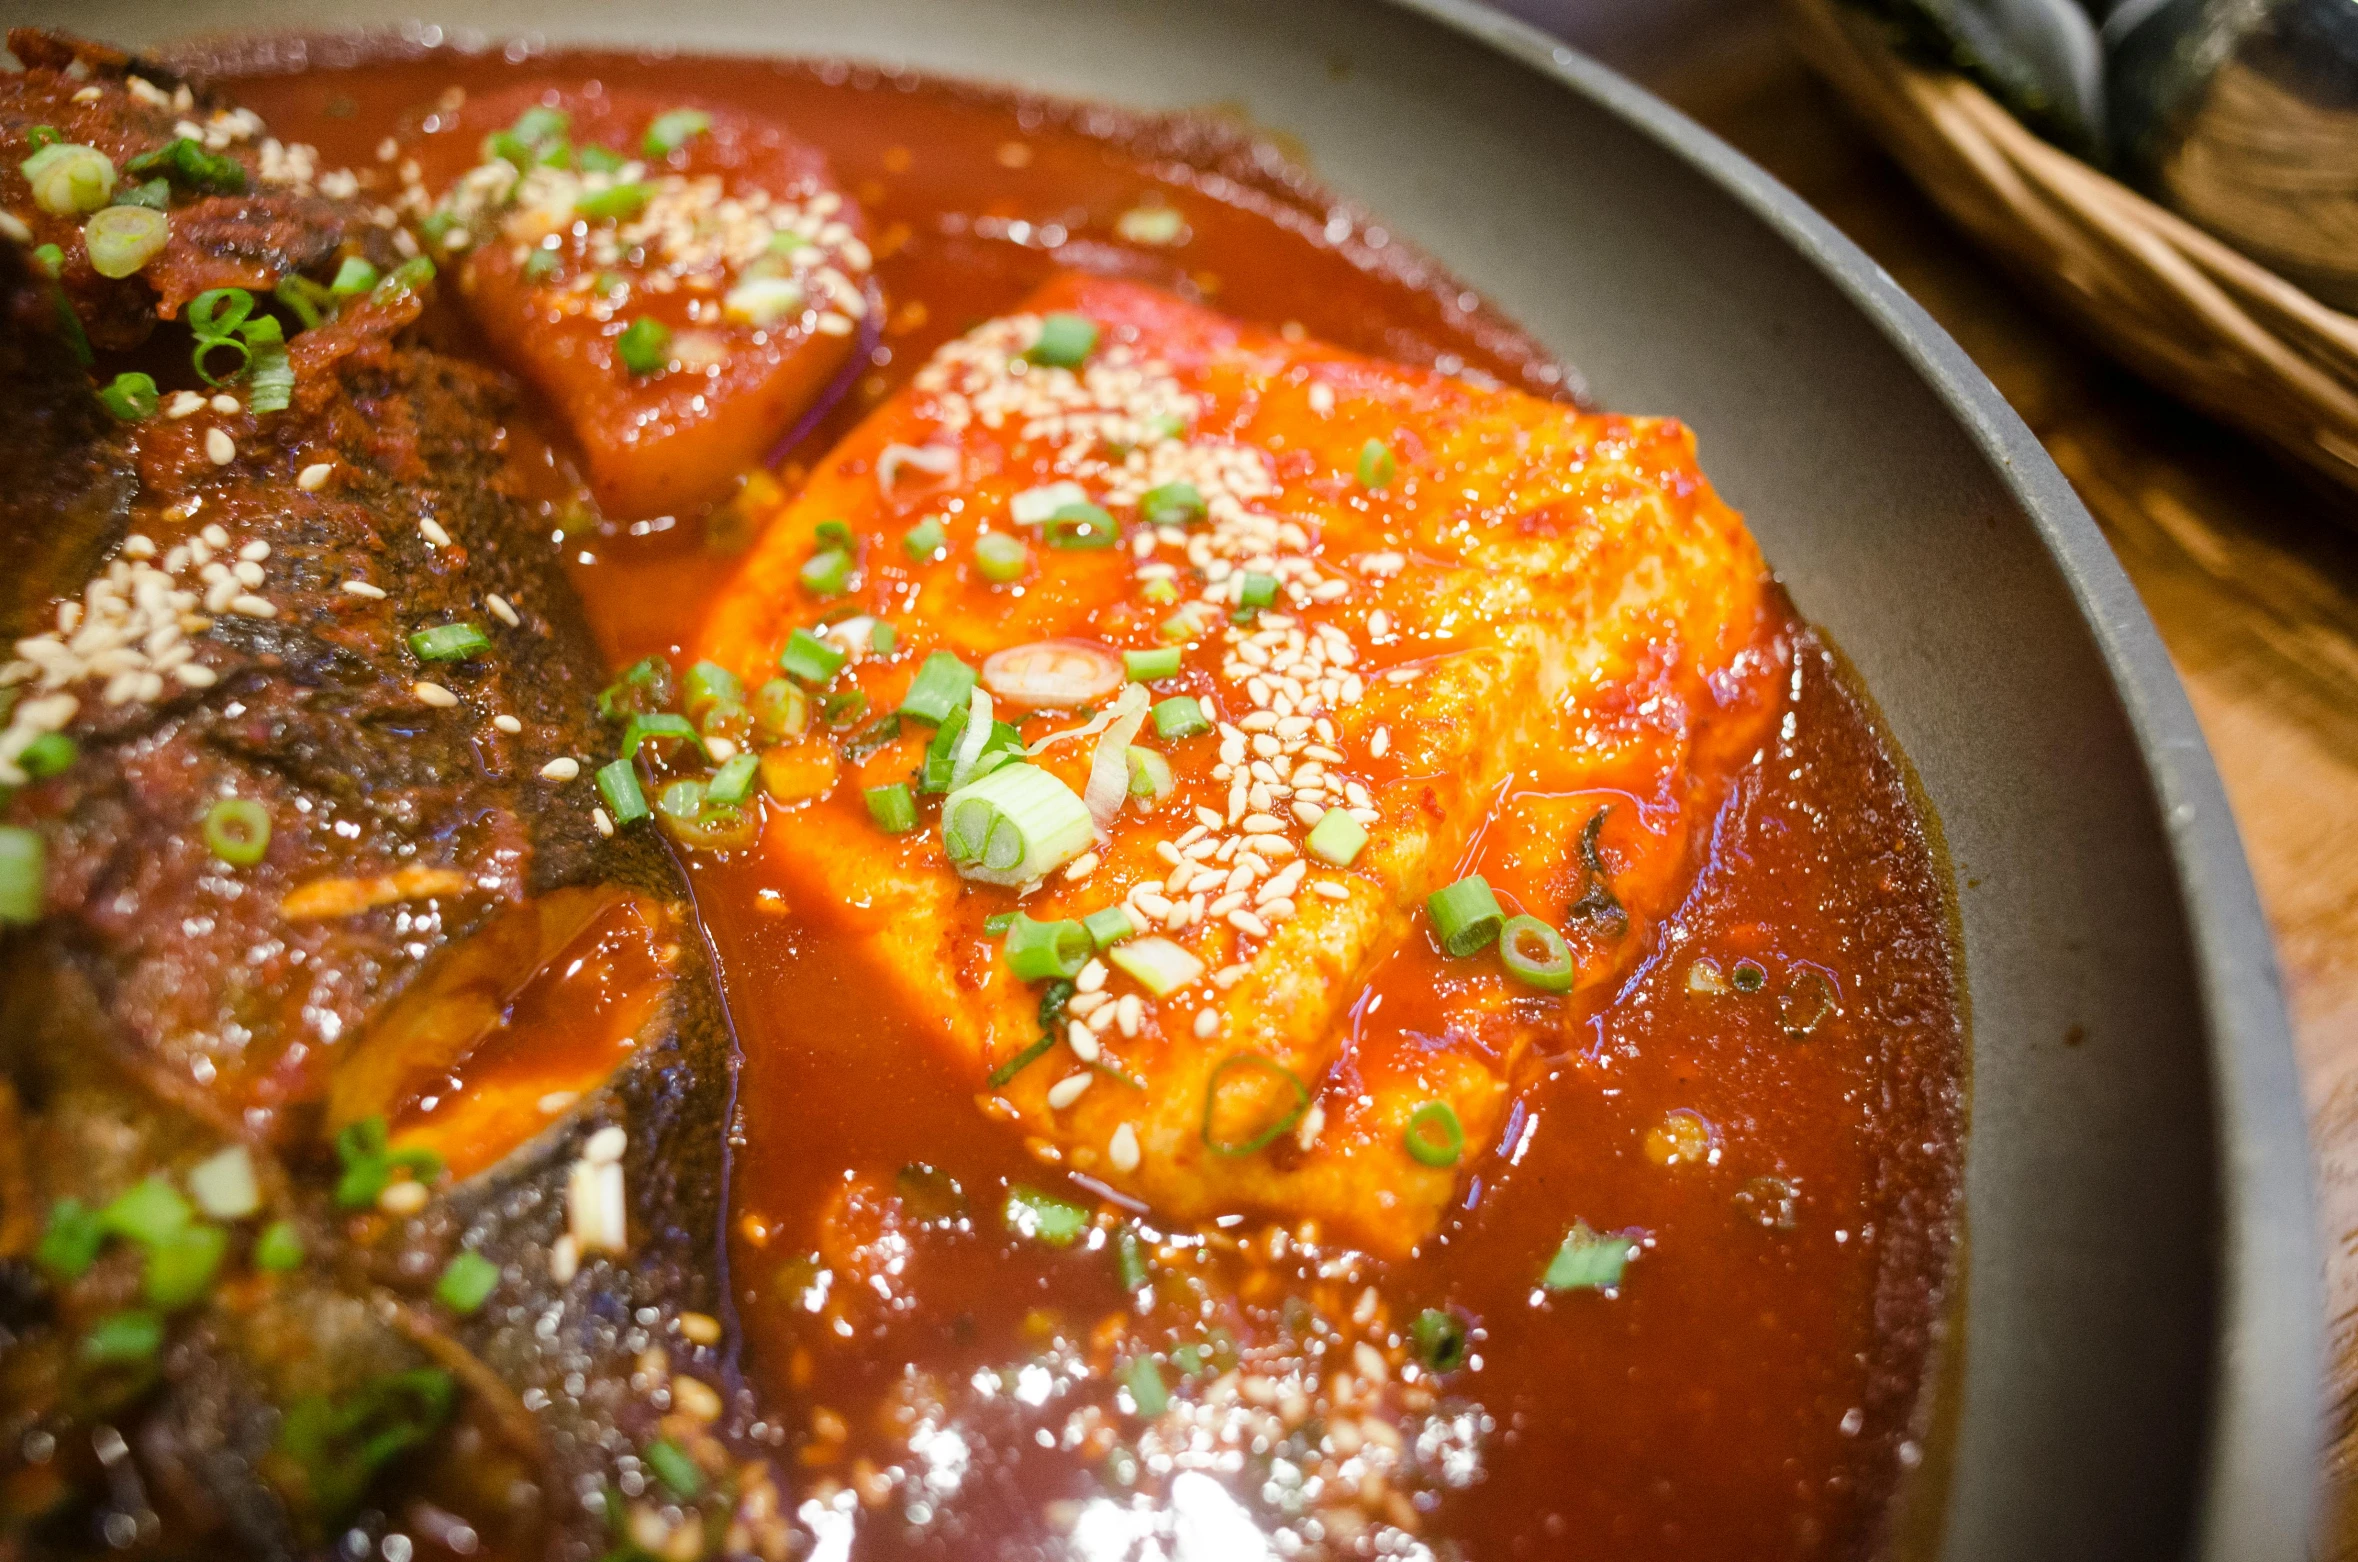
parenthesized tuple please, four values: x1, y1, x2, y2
(0, 39, 769, 1560)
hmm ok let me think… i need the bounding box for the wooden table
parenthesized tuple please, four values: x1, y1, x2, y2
(1507, 0, 2358, 1547)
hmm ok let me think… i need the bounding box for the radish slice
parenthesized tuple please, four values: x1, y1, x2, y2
(983, 639, 1124, 710)
(1083, 684, 1152, 835)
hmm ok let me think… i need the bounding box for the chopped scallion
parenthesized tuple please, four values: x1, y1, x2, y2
(575, 181, 651, 221)
(707, 752, 760, 807)
(1139, 481, 1205, 528)
(1201, 1054, 1310, 1156)
(902, 517, 948, 561)
(1125, 1356, 1169, 1417)
(0, 827, 44, 926)
(98, 370, 158, 421)
(435, 1250, 501, 1315)
(329, 256, 379, 297)
(1358, 438, 1396, 489)
(202, 797, 271, 866)
(84, 203, 169, 279)
(682, 660, 745, 718)
(101, 1177, 192, 1247)
(941, 764, 1095, 886)
(1123, 647, 1181, 681)
(596, 758, 650, 825)
(986, 1032, 1054, 1087)
(1151, 696, 1211, 740)
(800, 548, 855, 597)
(1107, 935, 1202, 997)
(37, 1198, 106, 1281)
(1005, 914, 1092, 981)
(254, 1219, 305, 1272)
(1500, 915, 1575, 992)
(1543, 1220, 1634, 1292)
(143, 1222, 227, 1310)
(408, 622, 490, 662)
(898, 652, 978, 724)
(864, 782, 918, 835)
(621, 711, 697, 760)
(1045, 502, 1118, 550)
(597, 655, 675, 720)
(1083, 906, 1137, 949)
(1305, 808, 1366, 868)
(81, 1310, 163, 1366)
(1404, 1101, 1466, 1168)
(779, 627, 847, 686)
(615, 314, 670, 376)
(1025, 311, 1099, 368)
(20, 731, 75, 778)
(752, 678, 809, 742)
(1004, 1184, 1090, 1247)
(984, 911, 1018, 937)
(645, 1438, 704, 1500)
(973, 532, 1029, 584)
(1238, 572, 1278, 610)
(1125, 746, 1174, 802)
(643, 109, 713, 158)
(1426, 874, 1503, 957)
(1411, 1308, 1469, 1372)
(1116, 1228, 1151, 1293)
(187, 1145, 259, 1220)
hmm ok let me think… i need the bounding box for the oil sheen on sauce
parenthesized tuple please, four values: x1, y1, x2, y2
(227, 47, 1964, 1561)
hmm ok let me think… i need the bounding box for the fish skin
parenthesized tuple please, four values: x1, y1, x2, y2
(0, 42, 755, 1557)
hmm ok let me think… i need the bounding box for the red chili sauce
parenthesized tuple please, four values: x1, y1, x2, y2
(224, 46, 1964, 1561)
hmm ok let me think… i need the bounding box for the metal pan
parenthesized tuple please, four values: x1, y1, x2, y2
(20, 0, 2322, 1554)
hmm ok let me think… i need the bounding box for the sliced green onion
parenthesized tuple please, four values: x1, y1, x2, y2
(643, 109, 713, 158)
(902, 517, 948, 561)
(1305, 808, 1366, 868)
(1201, 1054, 1310, 1156)
(658, 779, 707, 822)
(645, 1438, 704, 1500)
(81, 1310, 164, 1366)
(329, 256, 379, 297)
(599, 656, 676, 721)
(752, 678, 809, 742)
(941, 764, 1095, 887)
(921, 708, 1023, 793)
(597, 759, 650, 825)
(274, 273, 333, 330)
(1116, 1228, 1151, 1293)
(50, 291, 92, 367)
(707, 752, 761, 807)
(372, 255, 437, 301)
(986, 1032, 1055, 1088)
(1083, 906, 1137, 950)
(188, 286, 256, 339)
(1004, 1185, 1090, 1247)
(1108, 935, 1203, 998)
(1045, 502, 1119, 550)
(1159, 607, 1206, 643)
(518, 247, 562, 283)
(616, 315, 670, 376)
(1238, 572, 1279, 611)
(682, 660, 745, 719)
(22, 143, 116, 216)
(621, 711, 697, 760)
(1500, 915, 1574, 992)
(254, 1218, 305, 1272)
(800, 548, 855, 597)
(20, 731, 75, 778)
(97, 370, 158, 421)
(435, 1250, 501, 1315)
(973, 532, 1029, 584)
(1123, 647, 1181, 681)
(1005, 914, 1092, 981)
(408, 622, 490, 662)
(144, 1223, 227, 1310)
(1026, 312, 1099, 367)
(240, 315, 294, 412)
(780, 627, 847, 686)
(1139, 481, 1205, 528)
(1010, 482, 1089, 525)
(1139, 579, 1174, 604)
(1426, 874, 1503, 957)
(26, 127, 60, 152)
(510, 106, 572, 146)
(1732, 959, 1767, 993)
(870, 621, 898, 655)
(202, 797, 271, 866)
(84, 204, 169, 278)
(1411, 1308, 1469, 1372)
(1358, 438, 1396, 489)
(576, 181, 651, 221)
(898, 652, 977, 724)
(1404, 1101, 1465, 1168)
(126, 136, 245, 195)
(1125, 746, 1173, 802)
(1543, 1220, 1634, 1292)
(37, 1199, 106, 1281)
(821, 688, 868, 726)
(101, 1177, 193, 1247)
(117, 177, 170, 210)
(0, 827, 45, 926)
(188, 1146, 259, 1220)
(864, 782, 918, 835)
(983, 911, 1018, 937)
(30, 243, 64, 279)
(1125, 1357, 1169, 1417)
(1151, 696, 1211, 740)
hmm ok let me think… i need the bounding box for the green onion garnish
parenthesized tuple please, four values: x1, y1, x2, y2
(202, 797, 271, 866)
(1025, 311, 1099, 368)
(408, 622, 490, 662)
(707, 752, 760, 807)
(510, 106, 571, 146)
(84, 203, 169, 279)
(800, 548, 855, 597)
(621, 711, 697, 759)
(598, 655, 676, 720)
(521, 247, 562, 283)
(118, 177, 170, 210)
(126, 136, 246, 195)
(596, 758, 650, 825)
(254, 1219, 305, 1272)
(20, 731, 75, 778)
(615, 315, 670, 376)
(372, 255, 438, 302)
(1151, 696, 1211, 740)
(682, 659, 745, 718)
(645, 1438, 704, 1500)
(240, 315, 294, 413)
(864, 782, 918, 835)
(871, 621, 897, 654)
(274, 273, 333, 330)
(973, 532, 1029, 584)
(1543, 1220, 1634, 1292)
(329, 256, 379, 297)
(575, 181, 651, 222)
(1045, 502, 1119, 550)
(37, 1198, 106, 1281)
(1115, 1228, 1151, 1293)
(1239, 573, 1279, 612)
(1083, 906, 1137, 949)
(1004, 1185, 1090, 1247)
(752, 678, 809, 742)
(1426, 874, 1503, 957)
(22, 143, 118, 217)
(1123, 647, 1181, 681)
(1125, 746, 1174, 802)
(643, 109, 713, 158)
(143, 1223, 227, 1310)
(1732, 959, 1767, 992)
(435, 1250, 502, 1315)
(921, 707, 1023, 793)
(902, 517, 948, 561)
(1404, 1101, 1466, 1167)
(984, 911, 1018, 937)
(30, 243, 64, 278)
(1304, 808, 1366, 868)
(1107, 935, 1203, 997)
(898, 652, 978, 724)
(100, 1177, 192, 1247)
(0, 827, 45, 926)
(25, 126, 60, 152)
(779, 627, 847, 686)
(658, 778, 707, 823)
(1411, 1308, 1469, 1372)
(985, 1032, 1054, 1087)
(81, 1310, 164, 1367)
(1139, 481, 1205, 528)
(1005, 913, 1092, 981)
(941, 764, 1096, 887)
(1125, 1357, 1169, 1418)
(1201, 1054, 1310, 1157)
(1358, 438, 1396, 489)
(1499, 915, 1574, 992)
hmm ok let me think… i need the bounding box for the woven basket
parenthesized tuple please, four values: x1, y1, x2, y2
(1782, 0, 2358, 498)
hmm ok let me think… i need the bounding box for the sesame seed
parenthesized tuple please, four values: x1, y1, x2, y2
(1312, 880, 1350, 900)
(414, 681, 459, 708)
(342, 580, 386, 599)
(227, 594, 276, 618)
(204, 429, 236, 465)
(1115, 994, 1143, 1037)
(209, 394, 239, 414)
(585, 1124, 629, 1164)
(679, 1311, 723, 1346)
(594, 806, 615, 837)
(1063, 851, 1099, 880)
(175, 663, 218, 688)
(816, 311, 855, 336)
(493, 714, 524, 734)
(1077, 958, 1108, 993)
(1194, 1008, 1222, 1038)
(1228, 909, 1270, 938)
(486, 592, 521, 627)
(1109, 1122, 1141, 1173)
(237, 540, 270, 562)
(378, 1179, 430, 1216)
(1047, 1073, 1092, 1110)
(549, 1234, 580, 1282)
(419, 518, 452, 547)
(541, 757, 581, 781)
(297, 462, 334, 491)
(1067, 1020, 1100, 1062)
